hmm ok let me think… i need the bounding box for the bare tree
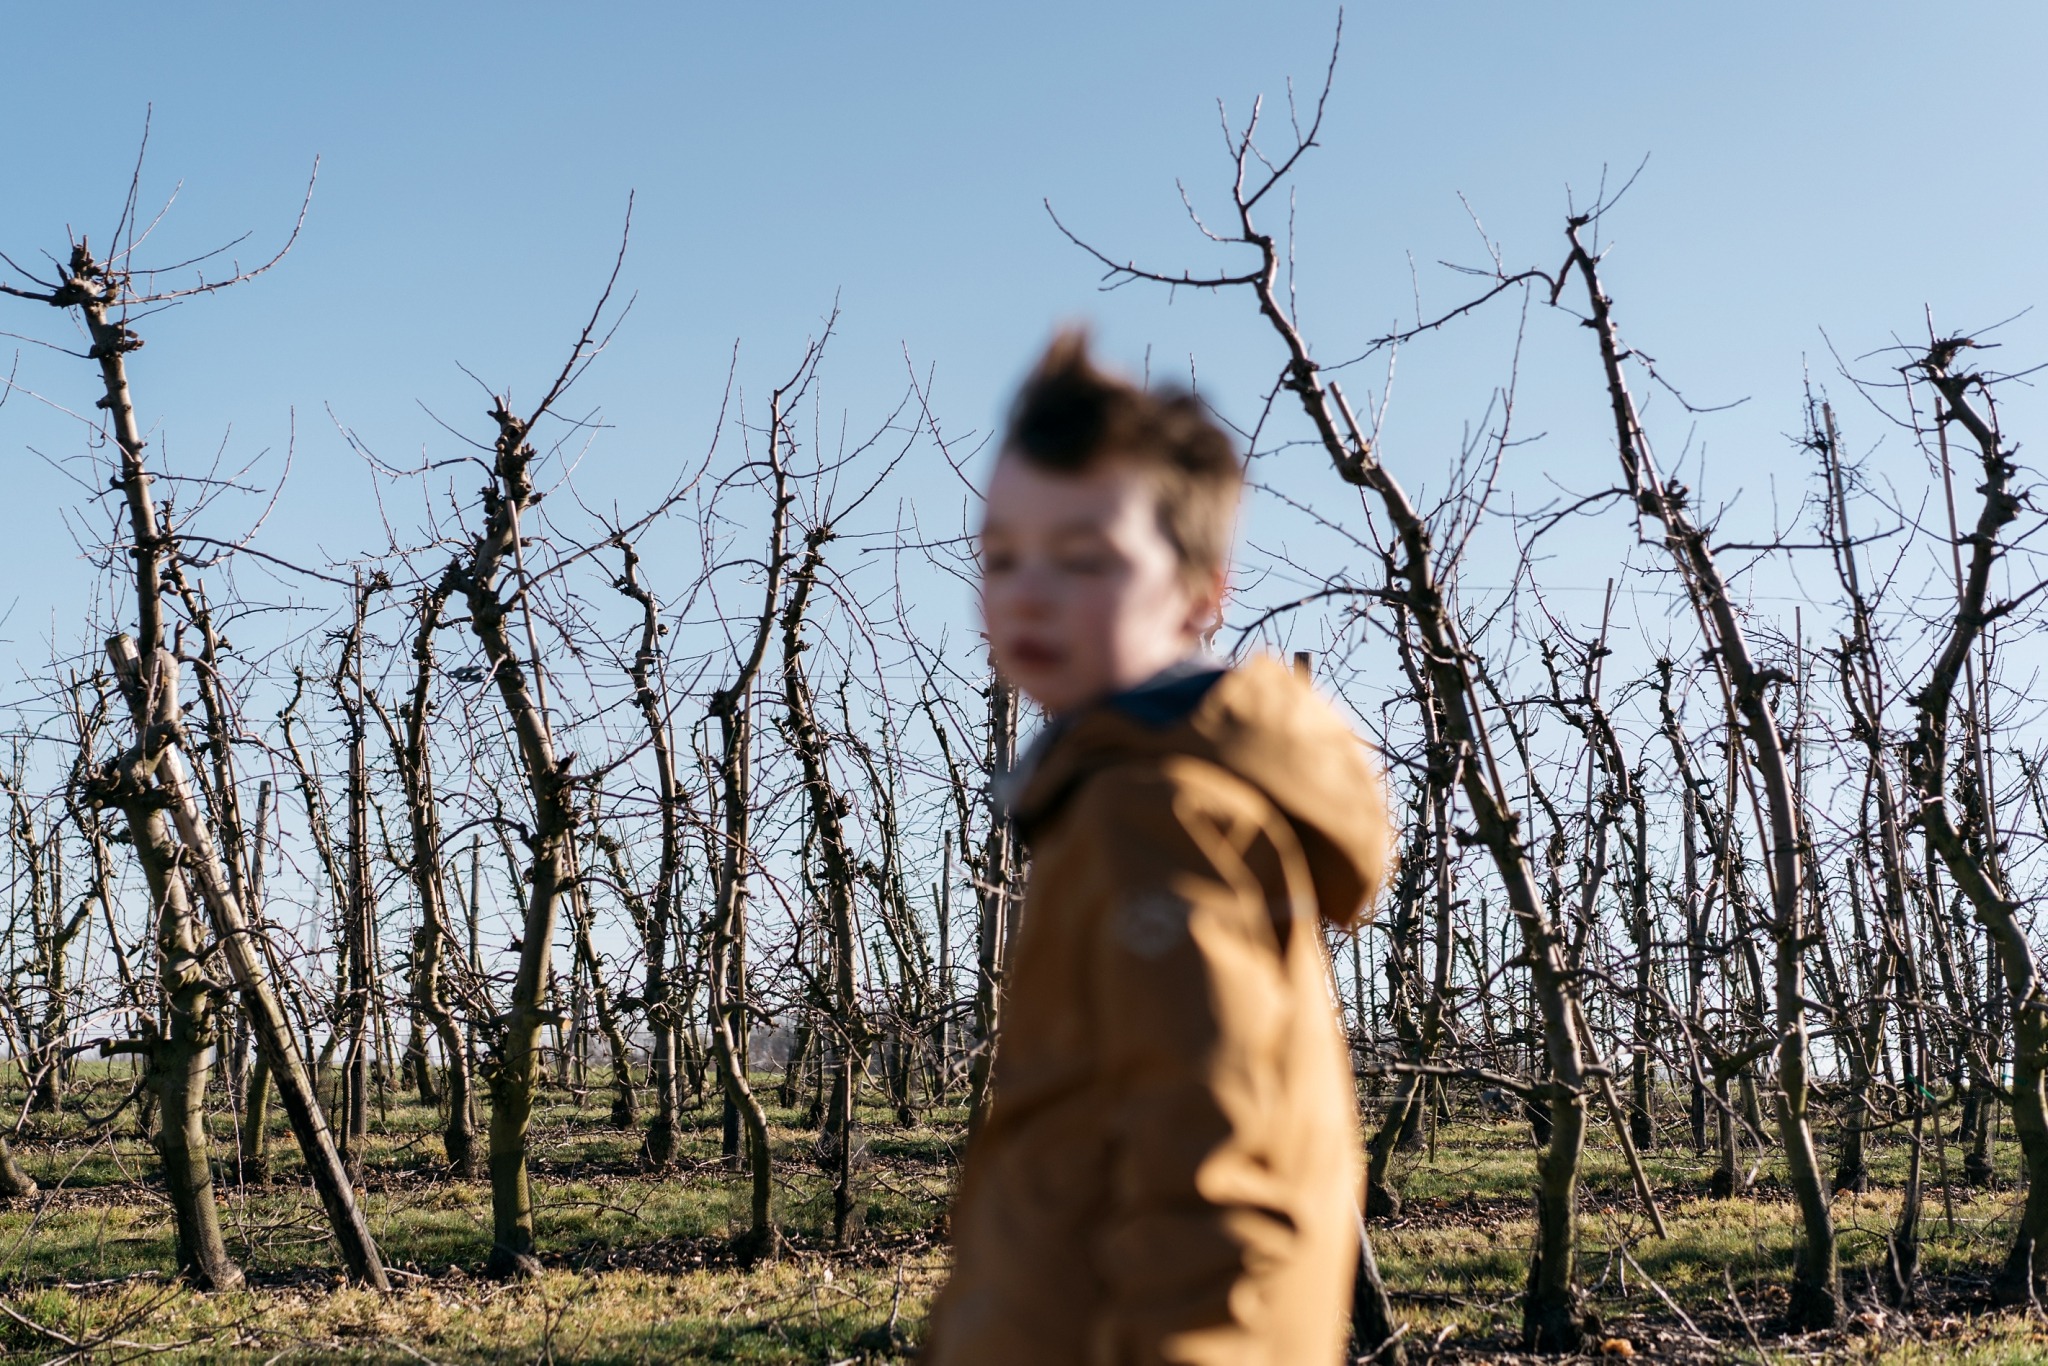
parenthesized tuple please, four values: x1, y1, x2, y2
(448, 383, 588, 1277)
(1898, 337, 2046, 1304)
(2, 227, 388, 1288)
(699, 350, 807, 1261)
(370, 569, 478, 1173)
(1046, 47, 1586, 1346)
(1558, 216, 1838, 1327)
(611, 537, 690, 1166)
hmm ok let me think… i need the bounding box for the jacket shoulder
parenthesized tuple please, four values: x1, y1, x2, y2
(1062, 748, 1281, 833)
(1052, 754, 1306, 925)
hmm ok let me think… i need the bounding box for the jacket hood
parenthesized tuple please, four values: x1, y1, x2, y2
(1011, 654, 1392, 929)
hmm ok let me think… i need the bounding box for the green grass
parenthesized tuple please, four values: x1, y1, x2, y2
(0, 1066, 2042, 1360)
(0, 1064, 953, 1361)
(1351, 1098, 2039, 1361)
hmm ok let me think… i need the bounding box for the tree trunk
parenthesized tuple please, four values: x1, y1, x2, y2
(1681, 786, 1710, 1157)
(0, 1134, 34, 1200)
(613, 540, 686, 1168)
(1567, 227, 1837, 1327)
(699, 361, 814, 1262)
(965, 675, 1019, 1141)
(150, 968, 241, 1291)
(109, 636, 390, 1290)
(454, 400, 583, 1279)
(934, 857, 954, 1100)
(100, 734, 240, 1290)
(82, 293, 400, 1280)
(564, 835, 638, 1129)
(1899, 352, 2048, 1303)
(780, 1008, 814, 1112)
(1712, 1071, 1738, 1198)
(336, 577, 376, 1178)
(781, 530, 872, 1246)
(1364, 775, 1439, 1218)
(1349, 1209, 1405, 1366)
(707, 675, 777, 1256)
(404, 1014, 442, 1107)
(1629, 792, 1654, 1152)
(240, 1051, 273, 1182)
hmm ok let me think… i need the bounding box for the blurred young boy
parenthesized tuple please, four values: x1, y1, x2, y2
(923, 334, 1392, 1366)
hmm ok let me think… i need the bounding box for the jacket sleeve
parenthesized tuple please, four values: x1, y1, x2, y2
(1078, 764, 1313, 1366)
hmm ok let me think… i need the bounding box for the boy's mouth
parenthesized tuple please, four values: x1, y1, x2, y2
(1006, 637, 1064, 670)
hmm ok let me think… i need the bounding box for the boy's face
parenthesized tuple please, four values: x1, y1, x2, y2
(979, 453, 1223, 716)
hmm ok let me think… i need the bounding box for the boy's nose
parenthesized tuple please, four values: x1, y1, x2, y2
(1006, 564, 1060, 614)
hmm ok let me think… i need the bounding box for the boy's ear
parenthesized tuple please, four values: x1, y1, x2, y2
(1193, 563, 1228, 643)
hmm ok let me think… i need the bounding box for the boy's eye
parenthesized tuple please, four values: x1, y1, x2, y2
(982, 547, 1017, 574)
(1056, 549, 1113, 574)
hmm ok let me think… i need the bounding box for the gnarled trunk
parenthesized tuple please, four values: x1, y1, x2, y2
(1565, 226, 1837, 1326)
(373, 572, 478, 1175)
(613, 540, 687, 1168)
(457, 400, 578, 1278)
(1901, 347, 2047, 1304)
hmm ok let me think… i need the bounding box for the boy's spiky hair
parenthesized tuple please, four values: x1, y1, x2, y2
(1004, 329, 1244, 582)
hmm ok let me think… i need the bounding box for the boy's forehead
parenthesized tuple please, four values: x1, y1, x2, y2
(982, 453, 1147, 529)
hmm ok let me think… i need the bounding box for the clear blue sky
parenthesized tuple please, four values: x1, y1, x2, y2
(3, 2, 2046, 681)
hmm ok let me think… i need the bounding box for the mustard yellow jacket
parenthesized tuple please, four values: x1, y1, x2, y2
(924, 656, 1392, 1366)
